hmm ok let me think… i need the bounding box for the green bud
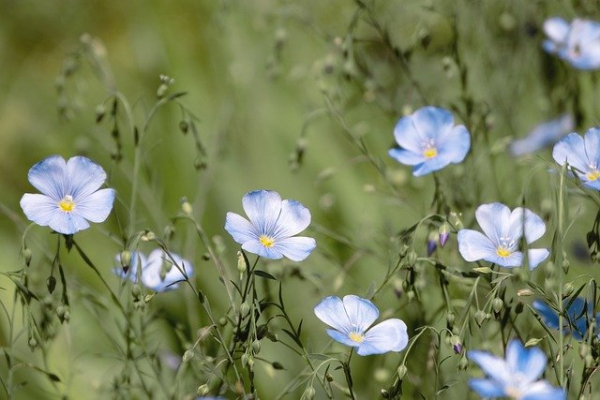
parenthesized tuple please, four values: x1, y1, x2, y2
(252, 340, 261, 354)
(272, 361, 284, 370)
(179, 120, 189, 134)
(459, 355, 469, 370)
(183, 350, 194, 362)
(475, 310, 486, 326)
(446, 311, 455, 326)
(563, 282, 574, 297)
(197, 384, 209, 396)
(95, 104, 106, 123)
(407, 251, 418, 266)
(120, 250, 132, 269)
(237, 251, 247, 276)
(492, 298, 504, 313)
(181, 198, 193, 215)
(131, 284, 141, 298)
(22, 248, 33, 267)
(399, 243, 409, 258)
(302, 386, 316, 400)
(397, 364, 407, 379)
(240, 303, 251, 318)
(28, 337, 37, 350)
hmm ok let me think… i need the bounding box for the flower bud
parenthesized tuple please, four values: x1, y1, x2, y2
(459, 355, 469, 370)
(22, 248, 33, 267)
(451, 336, 463, 354)
(492, 298, 504, 313)
(475, 310, 486, 326)
(397, 364, 407, 379)
(179, 120, 189, 134)
(240, 303, 251, 318)
(180, 197, 193, 215)
(426, 231, 437, 256)
(563, 282, 574, 297)
(517, 289, 534, 297)
(438, 223, 450, 247)
(302, 386, 315, 400)
(131, 284, 141, 299)
(182, 350, 194, 362)
(120, 250, 132, 270)
(237, 251, 247, 276)
(446, 311, 455, 327)
(252, 340, 261, 354)
(28, 337, 37, 350)
(399, 243, 409, 258)
(272, 361, 284, 370)
(197, 384, 209, 396)
(407, 251, 418, 266)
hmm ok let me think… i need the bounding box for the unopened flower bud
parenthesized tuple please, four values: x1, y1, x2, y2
(459, 355, 469, 370)
(28, 337, 37, 350)
(475, 310, 486, 326)
(120, 250, 132, 270)
(182, 350, 194, 362)
(563, 282, 574, 297)
(237, 251, 247, 276)
(302, 386, 316, 400)
(272, 361, 284, 370)
(131, 284, 141, 298)
(438, 223, 450, 247)
(451, 336, 463, 354)
(517, 289, 534, 297)
(427, 231, 437, 256)
(492, 298, 504, 313)
(446, 311, 455, 327)
(22, 248, 32, 267)
(180, 197, 193, 215)
(197, 384, 209, 396)
(397, 364, 407, 379)
(179, 120, 189, 134)
(252, 340, 261, 354)
(407, 251, 418, 266)
(240, 303, 251, 318)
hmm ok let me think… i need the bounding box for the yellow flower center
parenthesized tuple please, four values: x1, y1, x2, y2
(496, 247, 511, 258)
(259, 235, 275, 248)
(58, 195, 75, 212)
(423, 147, 438, 159)
(587, 169, 600, 181)
(348, 332, 364, 343)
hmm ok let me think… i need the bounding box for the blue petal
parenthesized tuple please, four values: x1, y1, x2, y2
(392, 114, 424, 154)
(475, 203, 511, 246)
(412, 157, 452, 176)
(505, 339, 546, 383)
(509, 207, 546, 244)
(584, 127, 600, 166)
(314, 296, 352, 334)
(553, 133, 590, 173)
(326, 329, 360, 348)
(509, 114, 573, 157)
(521, 381, 566, 400)
(358, 319, 408, 355)
(27, 155, 67, 200)
(468, 378, 506, 398)
(341, 295, 379, 333)
(241, 240, 284, 259)
(273, 236, 316, 261)
(436, 125, 470, 164)
(533, 300, 561, 330)
(20, 194, 59, 228)
(48, 209, 91, 234)
(467, 350, 511, 386)
(75, 188, 115, 223)
(544, 17, 570, 45)
(527, 248, 550, 270)
(485, 250, 524, 268)
(66, 156, 109, 199)
(410, 106, 454, 141)
(114, 251, 145, 283)
(272, 199, 312, 238)
(241, 190, 282, 235)
(388, 148, 425, 166)
(457, 229, 497, 262)
(142, 249, 193, 292)
(565, 19, 600, 70)
(225, 212, 259, 245)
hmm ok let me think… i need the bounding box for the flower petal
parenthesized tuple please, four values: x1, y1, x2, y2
(521, 381, 566, 400)
(242, 190, 282, 236)
(509, 207, 546, 244)
(20, 194, 59, 228)
(411, 106, 454, 141)
(142, 249, 193, 292)
(457, 229, 497, 262)
(66, 156, 109, 199)
(544, 17, 570, 44)
(225, 212, 259, 245)
(412, 157, 452, 176)
(475, 203, 511, 245)
(509, 114, 574, 157)
(314, 296, 352, 334)
(341, 295, 379, 333)
(485, 250, 524, 268)
(241, 240, 284, 260)
(533, 300, 560, 330)
(272, 199, 312, 238)
(527, 248, 550, 270)
(388, 148, 425, 166)
(326, 329, 360, 349)
(468, 378, 506, 398)
(74, 188, 115, 223)
(27, 155, 67, 200)
(358, 319, 408, 355)
(505, 339, 547, 383)
(48, 209, 91, 234)
(273, 236, 316, 262)
(436, 125, 470, 164)
(467, 350, 511, 386)
(584, 127, 600, 164)
(392, 114, 425, 154)
(553, 132, 590, 173)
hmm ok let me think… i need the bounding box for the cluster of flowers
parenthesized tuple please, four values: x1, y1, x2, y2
(18, 14, 600, 400)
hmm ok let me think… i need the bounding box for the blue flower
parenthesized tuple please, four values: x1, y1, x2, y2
(552, 128, 600, 190)
(388, 106, 470, 176)
(115, 249, 193, 292)
(533, 297, 600, 340)
(314, 295, 408, 356)
(509, 114, 574, 157)
(458, 203, 549, 270)
(543, 17, 600, 70)
(468, 339, 565, 400)
(20, 155, 115, 235)
(224, 190, 316, 261)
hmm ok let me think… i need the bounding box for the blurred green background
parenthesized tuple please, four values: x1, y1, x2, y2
(2, 0, 600, 398)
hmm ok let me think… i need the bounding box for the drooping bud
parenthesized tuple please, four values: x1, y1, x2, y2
(439, 223, 450, 247)
(492, 298, 504, 313)
(426, 231, 437, 256)
(22, 247, 33, 267)
(196, 384, 209, 396)
(120, 250, 132, 270)
(181, 197, 193, 215)
(451, 335, 463, 354)
(397, 364, 407, 379)
(182, 350, 194, 362)
(302, 386, 316, 400)
(237, 251, 247, 277)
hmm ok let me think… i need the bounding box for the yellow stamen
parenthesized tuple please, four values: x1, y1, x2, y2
(496, 247, 511, 258)
(58, 195, 75, 212)
(423, 147, 438, 159)
(348, 332, 364, 343)
(587, 170, 600, 181)
(259, 235, 275, 248)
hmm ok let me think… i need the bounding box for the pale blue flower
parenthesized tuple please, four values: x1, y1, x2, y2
(468, 339, 565, 400)
(115, 249, 193, 292)
(543, 17, 600, 70)
(225, 190, 316, 261)
(533, 297, 600, 341)
(458, 203, 549, 270)
(552, 128, 600, 190)
(509, 114, 573, 156)
(388, 106, 470, 176)
(20, 155, 115, 235)
(314, 295, 408, 356)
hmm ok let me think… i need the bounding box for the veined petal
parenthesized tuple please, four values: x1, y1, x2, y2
(48, 210, 91, 234)
(509, 208, 546, 244)
(225, 212, 259, 245)
(325, 329, 360, 348)
(583, 179, 600, 190)
(388, 148, 426, 166)
(314, 296, 352, 334)
(467, 350, 511, 386)
(484, 250, 523, 268)
(273, 236, 316, 262)
(553, 133, 590, 173)
(393, 115, 425, 154)
(436, 125, 470, 164)
(27, 155, 66, 200)
(505, 339, 547, 383)
(533, 300, 561, 330)
(66, 156, 108, 199)
(584, 127, 600, 163)
(412, 157, 451, 176)
(272, 199, 311, 238)
(475, 203, 511, 245)
(142, 250, 193, 291)
(358, 319, 408, 355)
(241, 240, 284, 260)
(457, 229, 497, 262)
(74, 188, 115, 223)
(20, 194, 59, 227)
(341, 295, 379, 333)
(242, 190, 282, 235)
(527, 248, 550, 270)
(468, 378, 506, 398)
(544, 17, 570, 44)
(509, 114, 574, 157)
(521, 381, 566, 400)
(411, 106, 454, 141)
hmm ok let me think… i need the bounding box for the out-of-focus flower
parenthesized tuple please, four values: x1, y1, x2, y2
(115, 249, 193, 292)
(543, 17, 600, 70)
(20, 155, 115, 235)
(314, 295, 408, 356)
(458, 203, 549, 270)
(388, 106, 470, 176)
(225, 190, 316, 261)
(509, 114, 574, 156)
(533, 297, 600, 340)
(468, 339, 565, 399)
(552, 128, 600, 190)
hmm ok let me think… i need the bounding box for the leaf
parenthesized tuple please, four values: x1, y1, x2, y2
(254, 270, 277, 280)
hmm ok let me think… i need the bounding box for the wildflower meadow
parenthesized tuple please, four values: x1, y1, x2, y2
(4, 1, 600, 399)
